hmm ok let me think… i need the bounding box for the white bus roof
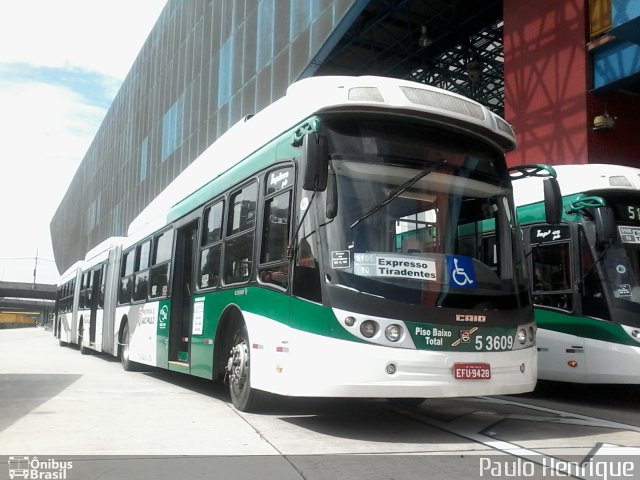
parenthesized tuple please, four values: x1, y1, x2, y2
(513, 163, 640, 207)
(84, 236, 126, 262)
(127, 75, 516, 240)
(58, 260, 83, 284)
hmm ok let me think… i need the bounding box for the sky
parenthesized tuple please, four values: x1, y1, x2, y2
(0, 0, 167, 284)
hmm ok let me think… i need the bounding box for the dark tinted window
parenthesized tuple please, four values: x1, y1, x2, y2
(202, 201, 224, 246)
(532, 242, 573, 311)
(228, 183, 257, 235)
(223, 182, 257, 284)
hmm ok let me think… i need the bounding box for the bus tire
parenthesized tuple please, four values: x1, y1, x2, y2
(120, 322, 138, 371)
(227, 325, 269, 412)
(79, 321, 90, 355)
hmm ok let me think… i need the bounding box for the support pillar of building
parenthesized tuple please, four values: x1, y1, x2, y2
(503, 0, 590, 167)
(504, 0, 640, 169)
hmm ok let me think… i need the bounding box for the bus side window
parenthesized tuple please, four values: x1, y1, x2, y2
(150, 229, 173, 298)
(133, 240, 151, 302)
(87, 269, 94, 305)
(119, 249, 135, 304)
(80, 272, 89, 309)
(223, 182, 257, 284)
(259, 189, 291, 289)
(579, 229, 610, 321)
(531, 242, 573, 311)
(199, 201, 223, 289)
(100, 264, 107, 307)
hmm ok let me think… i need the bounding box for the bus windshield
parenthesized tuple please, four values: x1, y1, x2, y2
(318, 117, 529, 310)
(598, 193, 640, 315)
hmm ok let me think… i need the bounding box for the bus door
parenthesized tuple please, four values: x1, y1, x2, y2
(102, 248, 120, 355)
(525, 224, 586, 382)
(170, 220, 198, 366)
(577, 225, 617, 382)
(89, 266, 102, 345)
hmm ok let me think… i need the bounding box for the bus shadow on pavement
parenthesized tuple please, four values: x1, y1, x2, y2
(523, 380, 640, 411)
(139, 367, 420, 420)
(141, 368, 231, 400)
(0, 373, 81, 434)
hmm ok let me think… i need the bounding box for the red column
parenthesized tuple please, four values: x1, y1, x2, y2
(503, 0, 589, 167)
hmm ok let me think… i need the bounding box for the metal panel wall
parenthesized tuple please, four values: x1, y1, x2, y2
(50, 0, 360, 273)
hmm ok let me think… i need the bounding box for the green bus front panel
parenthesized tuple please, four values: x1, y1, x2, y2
(188, 287, 293, 379)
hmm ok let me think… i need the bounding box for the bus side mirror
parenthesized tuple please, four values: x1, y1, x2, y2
(301, 134, 328, 191)
(543, 177, 562, 224)
(593, 207, 615, 249)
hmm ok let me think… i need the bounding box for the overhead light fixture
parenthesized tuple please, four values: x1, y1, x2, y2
(593, 113, 615, 131)
(593, 113, 616, 131)
(466, 60, 483, 84)
(418, 25, 432, 47)
(593, 100, 615, 131)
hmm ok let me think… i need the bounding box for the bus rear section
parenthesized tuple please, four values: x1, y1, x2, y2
(55, 264, 81, 346)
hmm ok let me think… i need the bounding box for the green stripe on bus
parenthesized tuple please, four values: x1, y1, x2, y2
(535, 308, 637, 347)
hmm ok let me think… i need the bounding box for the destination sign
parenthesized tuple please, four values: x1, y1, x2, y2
(529, 225, 570, 243)
(619, 226, 640, 244)
(353, 253, 437, 281)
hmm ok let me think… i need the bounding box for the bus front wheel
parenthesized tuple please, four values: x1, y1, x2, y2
(227, 325, 268, 412)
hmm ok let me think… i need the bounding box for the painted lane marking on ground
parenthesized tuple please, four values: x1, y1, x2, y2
(386, 397, 640, 480)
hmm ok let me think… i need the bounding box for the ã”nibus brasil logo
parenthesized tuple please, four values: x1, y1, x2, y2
(7, 456, 73, 480)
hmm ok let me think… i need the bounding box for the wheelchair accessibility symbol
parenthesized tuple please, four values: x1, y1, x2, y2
(447, 256, 476, 289)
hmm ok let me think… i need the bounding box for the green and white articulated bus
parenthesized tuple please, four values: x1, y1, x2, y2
(55, 238, 124, 354)
(75, 237, 125, 356)
(56, 75, 550, 411)
(513, 164, 640, 383)
(55, 261, 82, 345)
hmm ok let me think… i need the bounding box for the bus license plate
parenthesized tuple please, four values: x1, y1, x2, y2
(453, 363, 491, 380)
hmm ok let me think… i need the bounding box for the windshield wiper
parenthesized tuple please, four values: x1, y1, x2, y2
(350, 160, 446, 229)
(576, 243, 611, 292)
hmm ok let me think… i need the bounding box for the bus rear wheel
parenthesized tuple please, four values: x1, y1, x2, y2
(227, 325, 268, 412)
(79, 321, 90, 355)
(120, 323, 136, 371)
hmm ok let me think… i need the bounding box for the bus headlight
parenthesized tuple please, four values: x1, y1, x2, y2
(517, 329, 527, 344)
(385, 324, 403, 342)
(360, 320, 379, 338)
(528, 326, 535, 342)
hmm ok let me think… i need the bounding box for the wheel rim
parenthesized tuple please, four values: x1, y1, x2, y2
(228, 340, 249, 396)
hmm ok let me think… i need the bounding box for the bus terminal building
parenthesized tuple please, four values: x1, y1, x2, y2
(51, 0, 640, 274)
